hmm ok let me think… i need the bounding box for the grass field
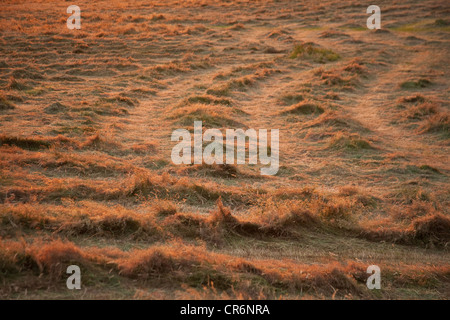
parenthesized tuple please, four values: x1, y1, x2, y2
(0, 0, 449, 299)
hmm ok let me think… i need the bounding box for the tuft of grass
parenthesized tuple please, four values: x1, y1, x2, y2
(400, 94, 426, 104)
(206, 86, 230, 97)
(417, 113, 449, 138)
(413, 213, 450, 247)
(44, 102, 68, 114)
(0, 135, 51, 150)
(33, 240, 87, 278)
(0, 241, 40, 277)
(264, 206, 318, 230)
(25, 87, 47, 96)
(169, 105, 245, 128)
(81, 133, 123, 152)
(290, 43, 340, 63)
(317, 200, 351, 221)
(324, 92, 340, 100)
(317, 69, 355, 88)
(100, 95, 138, 107)
(327, 133, 373, 151)
(7, 77, 29, 91)
(11, 68, 44, 80)
(185, 95, 232, 106)
(152, 200, 178, 217)
(364, 212, 450, 247)
(278, 93, 303, 105)
(0, 95, 15, 110)
(319, 30, 350, 39)
(342, 59, 367, 74)
(57, 214, 156, 239)
(281, 101, 324, 115)
(305, 112, 369, 134)
(181, 163, 240, 179)
(131, 142, 158, 155)
(404, 102, 439, 120)
(78, 102, 128, 117)
(126, 172, 156, 197)
(418, 164, 441, 174)
(434, 19, 449, 26)
(400, 79, 432, 89)
(207, 69, 275, 97)
(209, 198, 240, 226)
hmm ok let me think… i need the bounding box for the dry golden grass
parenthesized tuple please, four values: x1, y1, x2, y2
(0, 0, 449, 299)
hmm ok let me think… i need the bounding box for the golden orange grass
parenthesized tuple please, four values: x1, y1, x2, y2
(2, 238, 449, 299)
(1, 0, 449, 299)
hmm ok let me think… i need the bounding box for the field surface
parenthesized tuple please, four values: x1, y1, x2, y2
(0, 0, 449, 299)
